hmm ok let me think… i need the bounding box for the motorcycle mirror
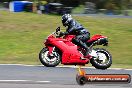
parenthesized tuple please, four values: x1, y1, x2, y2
(56, 27, 60, 32)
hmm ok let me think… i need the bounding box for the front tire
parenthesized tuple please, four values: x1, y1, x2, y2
(90, 48, 112, 69)
(39, 47, 61, 67)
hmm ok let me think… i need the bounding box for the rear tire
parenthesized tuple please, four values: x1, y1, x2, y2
(90, 48, 112, 69)
(39, 47, 61, 67)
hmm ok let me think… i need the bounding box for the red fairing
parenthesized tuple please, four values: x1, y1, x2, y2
(45, 34, 89, 65)
(63, 35, 75, 41)
(88, 34, 107, 42)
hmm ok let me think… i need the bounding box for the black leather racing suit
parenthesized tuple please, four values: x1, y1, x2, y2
(63, 19, 90, 56)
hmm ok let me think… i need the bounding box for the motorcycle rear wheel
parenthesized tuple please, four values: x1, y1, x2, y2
(90, 48, 112, 69)
(39, 47, 61, 67)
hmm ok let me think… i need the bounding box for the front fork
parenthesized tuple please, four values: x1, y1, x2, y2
(47, 46, 55, 55)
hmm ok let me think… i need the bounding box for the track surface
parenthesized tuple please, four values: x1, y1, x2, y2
(0, 65, 131, 88)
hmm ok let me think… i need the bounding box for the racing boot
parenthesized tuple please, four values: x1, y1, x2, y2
(72, 39, 92, 59)
(83, 48, 92, 59)
(80, 42, 92, 59)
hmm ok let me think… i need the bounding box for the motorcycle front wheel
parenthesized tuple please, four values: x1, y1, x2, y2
(90, 48, 112, 70)
(39, 47, 61, 67)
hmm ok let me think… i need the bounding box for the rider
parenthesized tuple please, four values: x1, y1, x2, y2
(60, 14, 90, 58)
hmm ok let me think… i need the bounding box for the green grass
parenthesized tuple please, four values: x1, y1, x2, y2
(0, 11, 132, 68)
(72, 5, 85, 14)
(128, 10, 132, 16)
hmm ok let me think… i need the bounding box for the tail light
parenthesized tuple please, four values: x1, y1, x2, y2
(97, 38, 108, 46)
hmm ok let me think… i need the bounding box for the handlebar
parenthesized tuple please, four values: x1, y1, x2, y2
(53, 27, 61, 38)
(56, 27, 60, 33)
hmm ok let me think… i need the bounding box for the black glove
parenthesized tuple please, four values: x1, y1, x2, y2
(59, 32, 65, 36)
(59, 32, 67, 36)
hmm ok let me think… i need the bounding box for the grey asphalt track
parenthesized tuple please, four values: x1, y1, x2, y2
(0, 65, 131, 88)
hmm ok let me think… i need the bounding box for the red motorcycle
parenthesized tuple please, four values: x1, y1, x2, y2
(39, 27, 112, 69)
